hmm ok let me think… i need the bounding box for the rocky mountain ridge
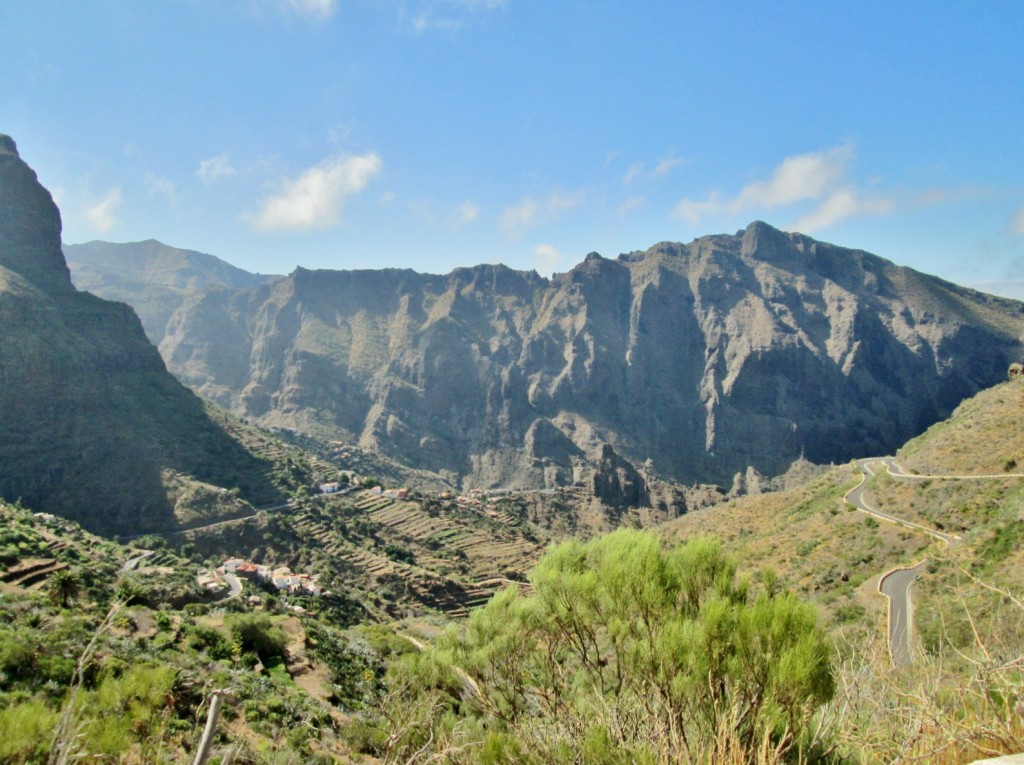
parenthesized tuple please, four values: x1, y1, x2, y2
(152, 220, 1024, 495)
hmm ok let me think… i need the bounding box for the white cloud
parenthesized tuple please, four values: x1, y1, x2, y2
(671, 144, 894, 232)
(1013, 205, 1024, 236)
(146, 174, 179, 206)
(623, 162, 645, 186)
(197, 153, 236, 184)
(735, 145, 850, 209)
(652, 153, 684, 178)
(85, 188, 122, 233)
(280, 0, 337, 20)
(249, 152, 381, 231)
(531, 243, 564, 276)
(500, 191, 583, 239)
(791, 189, 894, 232)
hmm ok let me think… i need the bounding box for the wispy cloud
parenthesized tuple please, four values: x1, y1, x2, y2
(1013, 205, 1024, 236)
(196, 153, 236, 184)
(279, 0, 337, 21)
(500, 191, 583, 239)
(85, 188, 122, 233)
(652, 153, 684, 178)
(623, 162, 645, 186)
(672, 144, 894, 233)
(531, 243, 565, 276)
(408, 0, 507, 34)
(791, 189, 894, 231)
(248, 152, 382, 231)
(623, 152, 685, 185)
(146, 174, 180, 206)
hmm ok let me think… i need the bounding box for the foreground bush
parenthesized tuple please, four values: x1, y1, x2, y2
(376, 530, 835, 764)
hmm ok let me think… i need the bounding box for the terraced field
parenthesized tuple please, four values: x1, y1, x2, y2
(0, 532, 71, 590)
(287, 491, 546, 617)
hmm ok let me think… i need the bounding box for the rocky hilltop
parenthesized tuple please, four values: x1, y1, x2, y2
(0, 135, 282, 535)
(156, 220, 1024, 492)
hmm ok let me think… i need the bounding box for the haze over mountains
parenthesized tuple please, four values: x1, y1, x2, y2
(66, 221, 1024, 498)
(0, 135, 283, 535)
(65, 239, 280, 345)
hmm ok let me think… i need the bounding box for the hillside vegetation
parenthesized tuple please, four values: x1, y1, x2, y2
(664, 379, 1024, 763)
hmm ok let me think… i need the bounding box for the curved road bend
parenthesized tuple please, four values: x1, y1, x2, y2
(877, 565, 921, 666)
(844, 458, 952, 666)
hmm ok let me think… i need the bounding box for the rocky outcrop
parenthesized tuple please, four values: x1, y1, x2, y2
(0, 135, 72, 293)
(153, 222, 1024, 496)
(0, 135, 281, 535)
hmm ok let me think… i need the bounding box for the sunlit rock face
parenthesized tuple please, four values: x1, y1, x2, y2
(154, 218, 1024, 492)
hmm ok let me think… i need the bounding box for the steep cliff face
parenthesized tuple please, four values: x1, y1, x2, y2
(158, 220, 1024, 493)
(0, 135, 281, 535)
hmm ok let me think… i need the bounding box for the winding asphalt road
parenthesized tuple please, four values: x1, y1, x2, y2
(856, 456, 1024, 664)
(844, 458, 958, 666)
(877, 565, 920, 666)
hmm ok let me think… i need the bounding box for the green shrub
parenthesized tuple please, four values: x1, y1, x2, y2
(0, 698, 55, 761)
(383, 530, 835, 762)
(226, 613, 287, 663)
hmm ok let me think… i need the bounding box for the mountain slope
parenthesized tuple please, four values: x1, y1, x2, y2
(156, 221, 1024, 491)
(65, 239, 279, 344)
(665, 376, 1024, 637)
(0, 135, 284, 535)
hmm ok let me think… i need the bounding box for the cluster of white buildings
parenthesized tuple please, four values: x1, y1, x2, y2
(366, 486, 410, 500)
(221, 557, 323, 596)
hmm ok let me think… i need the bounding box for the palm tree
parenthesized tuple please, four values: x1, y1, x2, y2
(48, 568, 81, 608)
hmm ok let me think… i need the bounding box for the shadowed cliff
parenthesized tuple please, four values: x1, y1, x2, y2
(0, 135, 283, 535)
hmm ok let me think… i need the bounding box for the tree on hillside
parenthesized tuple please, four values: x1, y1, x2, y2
(379, 530, 836, 764)
(48, 569, 81, 608)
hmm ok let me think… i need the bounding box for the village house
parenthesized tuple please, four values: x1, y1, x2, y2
(221, 557, 322, 596)
(196, 570, 227, 593)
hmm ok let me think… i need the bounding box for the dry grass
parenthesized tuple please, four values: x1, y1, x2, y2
(898, 380, 1024, 475)
(663, 467, 933, 627)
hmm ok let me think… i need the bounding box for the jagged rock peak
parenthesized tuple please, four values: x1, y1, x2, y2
(0, 134, 73, 292)
(740, 220, 798, 261)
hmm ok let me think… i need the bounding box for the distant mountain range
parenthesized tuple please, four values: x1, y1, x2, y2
(64, 239, 279, 344)
(0, 135, 285, 535)
(65, 222, 1024, 496)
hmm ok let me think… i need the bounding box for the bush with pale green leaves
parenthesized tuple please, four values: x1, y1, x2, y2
(376, 529, 835, 764)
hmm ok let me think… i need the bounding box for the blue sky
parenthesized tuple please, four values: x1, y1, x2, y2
(3, 1, 1023, 296)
